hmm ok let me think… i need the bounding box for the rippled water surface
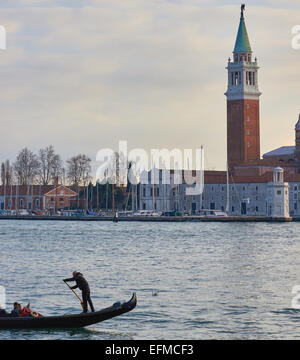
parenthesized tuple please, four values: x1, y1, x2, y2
(1, 220, 300, 339)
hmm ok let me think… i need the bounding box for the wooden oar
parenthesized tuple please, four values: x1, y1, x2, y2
(64, 281, 84, 311)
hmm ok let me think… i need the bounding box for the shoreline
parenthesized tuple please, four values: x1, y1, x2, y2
(0, 215, 294, 222)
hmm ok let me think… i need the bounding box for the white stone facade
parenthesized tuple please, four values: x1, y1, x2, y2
(266, 168, 289, 218)
(139, 168, 292, 218)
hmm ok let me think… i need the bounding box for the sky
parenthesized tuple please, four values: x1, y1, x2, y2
(0, 0, 300, 174)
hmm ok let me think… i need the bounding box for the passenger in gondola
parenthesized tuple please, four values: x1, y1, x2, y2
(10, 302, 21, 317)
(63, 271, 95, 313)
(19, 303, 43, 318)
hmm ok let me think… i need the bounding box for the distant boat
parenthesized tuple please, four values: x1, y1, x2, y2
(113, 211, 119, 223)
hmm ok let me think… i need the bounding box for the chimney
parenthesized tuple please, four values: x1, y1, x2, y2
(54, 176, 59, 188)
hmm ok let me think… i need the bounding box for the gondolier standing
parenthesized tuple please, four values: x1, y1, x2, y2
(63, 272, 95, 313)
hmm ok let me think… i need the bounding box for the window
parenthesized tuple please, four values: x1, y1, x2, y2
(256, 206, 259, 212)
(156, 188, 159, 197)
(143, 203, 146, 210)
(143, 188, 146, 197)
(277, 190, 282, 195)
(35, 199, 39, 207)
(295, 203, 298, 210)
(246, 72, 255, 85)
(234, 72, 241, 86)
(295, 186, 298, 191)
(150, 188, 153, 197)
(232, 206, 235, 212)
(20, 199, 24, 207)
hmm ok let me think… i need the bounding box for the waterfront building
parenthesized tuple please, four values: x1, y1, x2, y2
(0, 183, 79, 212)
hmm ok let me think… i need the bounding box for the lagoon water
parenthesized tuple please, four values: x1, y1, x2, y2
(1, 219, 300, 339)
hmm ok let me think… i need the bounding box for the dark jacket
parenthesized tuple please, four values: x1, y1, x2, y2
(64, 273, 90, 292)
(10, 308, 21, 317)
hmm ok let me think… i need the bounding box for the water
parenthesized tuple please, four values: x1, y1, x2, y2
(0, 220, 300, 339)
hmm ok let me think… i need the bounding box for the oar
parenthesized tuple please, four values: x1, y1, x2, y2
(64, 281, 84, 311)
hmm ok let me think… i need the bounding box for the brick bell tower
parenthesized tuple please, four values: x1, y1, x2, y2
(225, 5, 262, 168)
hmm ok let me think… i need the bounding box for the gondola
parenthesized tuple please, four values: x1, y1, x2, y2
(0, 293, 136, 329)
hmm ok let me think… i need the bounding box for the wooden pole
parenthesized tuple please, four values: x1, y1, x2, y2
(64, 281, 84, 311)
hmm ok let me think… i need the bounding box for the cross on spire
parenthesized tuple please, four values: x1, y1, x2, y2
(241, 4, 245, 18)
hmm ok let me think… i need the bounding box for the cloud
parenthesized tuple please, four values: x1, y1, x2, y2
(0, 1, 299, 173)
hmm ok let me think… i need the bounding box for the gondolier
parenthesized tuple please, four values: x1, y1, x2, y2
(63, 271, 95, 313)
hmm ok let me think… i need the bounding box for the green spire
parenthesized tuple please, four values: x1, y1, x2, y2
(233, 6, 252, 53)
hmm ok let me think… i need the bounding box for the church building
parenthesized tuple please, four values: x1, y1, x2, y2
(139, 5, 300, 218)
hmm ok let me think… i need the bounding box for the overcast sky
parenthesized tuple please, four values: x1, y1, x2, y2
(0, 0, 300, 174)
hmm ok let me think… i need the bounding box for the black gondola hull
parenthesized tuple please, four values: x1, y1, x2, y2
(0, 293, 136, 329)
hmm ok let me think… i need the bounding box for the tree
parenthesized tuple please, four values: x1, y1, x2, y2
(13, 148, 39, 185)
(1, 160, 13, 186)
(66, 154, 91, 186)
(37, 145, 63, 185)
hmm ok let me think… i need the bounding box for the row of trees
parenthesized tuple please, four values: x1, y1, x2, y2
(1, 146, 92, 187)
(0, 146, 138, 210)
